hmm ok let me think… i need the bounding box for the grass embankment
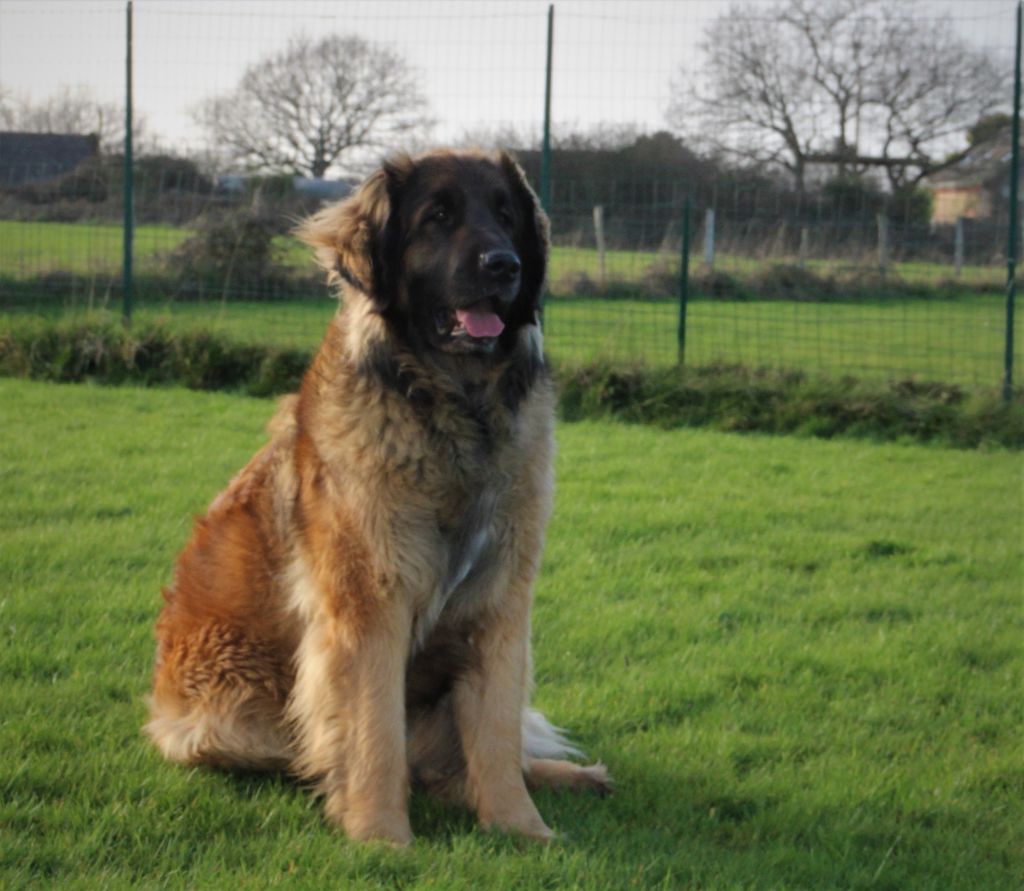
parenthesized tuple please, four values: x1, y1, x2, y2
(1, 291, 1018, 389)
(1, 318, 1020, 448)
(1, 379, 1020, 889)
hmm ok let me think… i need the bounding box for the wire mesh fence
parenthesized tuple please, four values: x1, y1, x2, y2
(0, 0, 1020, 391)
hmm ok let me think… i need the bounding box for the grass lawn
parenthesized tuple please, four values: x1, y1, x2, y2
(1, 379, 1021, 889)
(0, 218, 1005, 288)
(0, 220, 192, 278)
(546, 295, 1017, 385)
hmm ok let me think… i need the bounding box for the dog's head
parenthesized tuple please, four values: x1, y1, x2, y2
(298, 149, 548, 356)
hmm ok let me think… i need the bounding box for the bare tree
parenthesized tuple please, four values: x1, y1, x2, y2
(195, 35, 432, 178)
(0, 84, 16, 129)
(669, 0, 1010, 190)
(0, 83, 146, 154)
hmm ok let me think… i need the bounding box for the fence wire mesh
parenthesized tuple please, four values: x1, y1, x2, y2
(0, 0, 1020, 390)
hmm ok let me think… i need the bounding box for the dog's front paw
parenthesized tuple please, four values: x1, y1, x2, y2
(326, 799, 414, 847)
(479, 801, 554, 843)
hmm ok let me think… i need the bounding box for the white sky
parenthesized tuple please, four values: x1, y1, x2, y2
(0, 0, 1017, 167)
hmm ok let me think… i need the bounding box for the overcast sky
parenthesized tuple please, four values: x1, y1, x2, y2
(0, 0, 1017, 165)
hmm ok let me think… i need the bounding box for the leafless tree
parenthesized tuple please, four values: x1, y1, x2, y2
(456, 122, 644, 153)
(668, 0, 1010, 190)
(0, 84, 15, 129)
(194, 35, 432, 178)
(0, 83, 147, 154)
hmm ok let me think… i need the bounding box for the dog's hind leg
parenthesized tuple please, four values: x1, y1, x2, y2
(145, 623, 293, 771)
(146, 689, 292, 771)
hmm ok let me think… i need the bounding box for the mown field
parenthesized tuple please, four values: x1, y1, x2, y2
(1, 379, 1021, 889)
(0, 218, 1006, 287)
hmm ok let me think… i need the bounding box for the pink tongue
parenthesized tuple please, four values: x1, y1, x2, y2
(455, 308, 505, 338)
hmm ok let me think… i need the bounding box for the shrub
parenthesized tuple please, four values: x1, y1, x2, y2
(168, 210, 295, 299)
(752, 264, 839, 302)
(693, 270, 748, 301)
(822, 173, 885, 217)
(889, 185, 933, 227)
(11, 154, 214, 207)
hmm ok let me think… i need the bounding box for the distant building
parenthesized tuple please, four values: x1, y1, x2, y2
(214, 173, 356, 201)
(924, 130, 1020, 224)
(292, 176, 356, 200)
(0, 132, 99, 188)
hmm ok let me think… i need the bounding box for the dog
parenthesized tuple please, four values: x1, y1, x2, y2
(145, 149, 610, 845)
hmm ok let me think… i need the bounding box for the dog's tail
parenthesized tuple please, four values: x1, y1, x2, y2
(522, 708, 584, 761)
(521, 708, 613, 796)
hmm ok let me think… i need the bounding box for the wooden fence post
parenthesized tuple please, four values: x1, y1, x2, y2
(592, 205, 606, 291)
(877, 214, 890, 274)
(704, 208, 716, 269)
(954, 216, 964, 278)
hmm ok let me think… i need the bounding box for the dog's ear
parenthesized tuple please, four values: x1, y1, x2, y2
(499, 151, 549, 325)
(296, 155, 412, 311)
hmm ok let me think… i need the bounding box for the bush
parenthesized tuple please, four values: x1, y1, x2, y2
(822, 173, 885, 218)
(11, 154, 214, 207)
(693, 270, 748, 301)
(134, 155, 215, 200)
(889, 184, 933, 227)
(13, 156, 112, 204)
(168, 210, 296, 299)
(752, 264, 838, 301)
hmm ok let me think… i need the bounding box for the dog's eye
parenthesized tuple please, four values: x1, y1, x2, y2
(430, 205, 450, 224)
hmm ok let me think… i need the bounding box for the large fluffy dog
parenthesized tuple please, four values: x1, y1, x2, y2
(146, 150, 610, 845)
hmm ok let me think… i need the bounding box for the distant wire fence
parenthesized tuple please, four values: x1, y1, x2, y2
(0, 0, 1020, 394)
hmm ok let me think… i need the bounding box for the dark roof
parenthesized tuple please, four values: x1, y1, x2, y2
(0, 131, 99, 188)
(926, 131, 1020, 190)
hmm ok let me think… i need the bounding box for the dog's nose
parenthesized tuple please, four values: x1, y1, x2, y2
(479, 249, 521, 283)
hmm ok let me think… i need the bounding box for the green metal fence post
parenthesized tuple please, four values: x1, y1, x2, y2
(122, 0, 135, 325)
(540, 4, 554, 215)
(1004, 0, 1022, 400)
(677, 197, 691, 365)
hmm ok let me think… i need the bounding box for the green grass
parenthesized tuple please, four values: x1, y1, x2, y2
(0, 218, 1005, 288)
(550, 244, 1003, 292)
(546, 296, 1018, 384)
(0, 220, 192, 278)
(1, 379, 1021, 889)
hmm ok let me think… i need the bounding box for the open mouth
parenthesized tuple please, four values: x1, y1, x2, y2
(435, 299, 506, 343)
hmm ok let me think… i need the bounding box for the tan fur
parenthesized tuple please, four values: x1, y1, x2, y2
(146, 149, 610, 845)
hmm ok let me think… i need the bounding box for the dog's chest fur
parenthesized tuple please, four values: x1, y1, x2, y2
(415, 483, 499, 644)
(403, 391, 517, 642)
(292, 307, 553, 652)
(306, 336, 533, 642)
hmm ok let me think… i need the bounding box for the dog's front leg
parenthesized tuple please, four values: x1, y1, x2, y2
(453, 591, 552, 841)
(290, 584, 413, 846)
